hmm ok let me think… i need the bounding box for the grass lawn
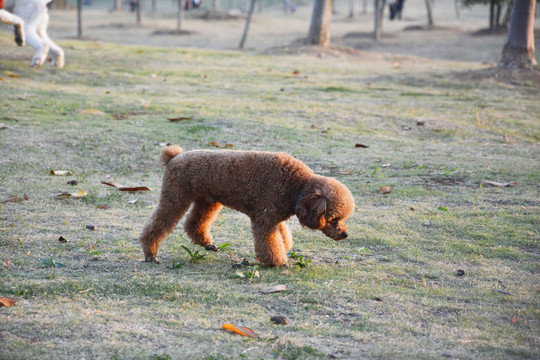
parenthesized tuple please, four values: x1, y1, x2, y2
(0, 31, 539, 359)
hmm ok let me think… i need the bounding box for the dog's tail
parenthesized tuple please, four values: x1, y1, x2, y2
(160, 145, 183, 166)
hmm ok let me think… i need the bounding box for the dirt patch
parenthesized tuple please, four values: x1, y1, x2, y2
(454, 66, 540, 89)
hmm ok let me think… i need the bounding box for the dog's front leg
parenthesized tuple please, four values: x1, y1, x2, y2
(251, 220, 289, 267)
(184, 199, 223, 249)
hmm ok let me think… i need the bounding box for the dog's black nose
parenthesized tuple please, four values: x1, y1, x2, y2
(341, 231, 348, 239)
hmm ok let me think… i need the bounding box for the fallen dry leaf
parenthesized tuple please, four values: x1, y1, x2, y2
(209, 142, 233, 149)
(54, 190, 87, 199)
(79, 108, 106, 116)
(3, 259, 12, 268)
(0, 297, 17, 307)
(483, 181, 517, 188)
(50, 170, 74, 176)
(86, 224, 97, 231)
(339, 170, 353, 175)
(58, 236, 71, 243)
(1, 195, 28, 203)
(379, 186, 392, 195)
(101, 180, 150, 192)
(168, 116, 194, 122)
(222, 323, 257, 338)
(355, 143, 369, 148)
(3, 70, 20, 78)
(261, 284, 288, 294)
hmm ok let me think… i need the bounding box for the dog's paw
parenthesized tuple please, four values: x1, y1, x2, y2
(205, 244, 219, 252)
(144, 256, 160, 264)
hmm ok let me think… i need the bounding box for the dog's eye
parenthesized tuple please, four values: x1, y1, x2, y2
(330, 218, 339, 225)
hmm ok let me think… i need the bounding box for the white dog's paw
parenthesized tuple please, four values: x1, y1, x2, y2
(52, 51, 65, 68)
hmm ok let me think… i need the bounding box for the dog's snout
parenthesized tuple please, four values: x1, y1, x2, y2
(341, 231, 348, 239)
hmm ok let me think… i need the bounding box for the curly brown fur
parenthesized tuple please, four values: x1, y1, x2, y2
(140, 145, 355, 267)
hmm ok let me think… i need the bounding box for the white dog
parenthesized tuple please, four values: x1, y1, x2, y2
(2, 0, 64, 67)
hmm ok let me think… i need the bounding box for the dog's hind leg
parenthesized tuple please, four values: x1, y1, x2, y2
(36, 11, 64, 67)
(184, 199, 223, 249)
(279, 222, 293, 252)
(139, 184, 192, 262)
(15, 1, 49, 67)
(251, 220, 288, 267)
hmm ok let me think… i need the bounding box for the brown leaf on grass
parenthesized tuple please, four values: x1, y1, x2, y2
(86, 224, 97, 231)
(209, 142, 233, 148)
(0, 297, 17, 307)
(3, 259, 12, 268)
(261, 284, 288, 294)
(50, 170, 74, 176)
(483, 181, 517, 188)
(355, 143, 369, 148)
(168, 116, 194, 122)
(339, 170, 353, 175)
(3, 70, 20, 78)
(292, 69, 300, 75)
(512, 315, 517, 324)
(321, 128, 331, 134)
(379, 186, 392, 195)
(79, 108, 106, 116)
(222, 323, 258, 338)
(101, 181, 150, 192)
(54, 190, 87, 199)
(1, 195, 28, 203)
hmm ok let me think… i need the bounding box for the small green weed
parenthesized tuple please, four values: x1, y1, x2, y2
(288, 251, 312, 268)
(181, 245, 208, 263)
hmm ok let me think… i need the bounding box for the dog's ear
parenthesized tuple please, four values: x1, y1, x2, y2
(296, 190, 327, 229)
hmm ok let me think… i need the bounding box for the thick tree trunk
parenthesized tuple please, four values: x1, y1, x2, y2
(239, 0, 256, 49)
(112, 0, 122, 11)
(349, 0, 356, 18)
(373, 0, 384, 41)
(425, 0, 434, 26)
(500, 0, 537, 68)
(489, 0, 495, 31)
(306, 0, 333, 47)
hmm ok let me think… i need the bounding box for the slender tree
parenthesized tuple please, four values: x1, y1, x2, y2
(77, 0, 82, 38)
(373, 0, 384, 41)
(425, 0, 434, 25)
(500, 0, 537, 68)
(306, 0, 333, 47)
(176, 0, 184, 31)
(239, 0, 257, 48)
(112, 0, 122, 11)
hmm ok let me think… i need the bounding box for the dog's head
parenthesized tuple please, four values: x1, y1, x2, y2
(295, 176, 355, 241)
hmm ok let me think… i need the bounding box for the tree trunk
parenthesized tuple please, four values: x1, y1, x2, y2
(362, 0, 367, 14)
(496, 3, 502, 27)
(176, 0, 183, 31)
(454, 0, 460, 19)
(425, 0, 434, 26)
(500, 0, 537, 68)
(77, 0, 82, 38)
(306, 0, 333, 47)
(489, 0, 495, 31)
(112, 0, 122, 11)
(239, 0, 256, 48)
(349, 0, 356, 18)
(373, 0, 384, 41)
(136, 0, 142, 24)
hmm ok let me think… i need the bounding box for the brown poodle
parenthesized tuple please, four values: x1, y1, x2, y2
(139, 145, 355, 267)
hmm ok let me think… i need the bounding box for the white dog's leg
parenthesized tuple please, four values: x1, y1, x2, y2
(0, 9, 25, 46)
(36, 12, 64, 67)
(14, 0, 49, 67)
